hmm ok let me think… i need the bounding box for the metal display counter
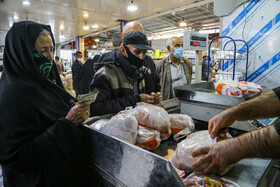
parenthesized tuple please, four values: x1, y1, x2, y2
(82, 125, 275, 187)
(174, 82, 267, 131)
(155, 138, 272, 187)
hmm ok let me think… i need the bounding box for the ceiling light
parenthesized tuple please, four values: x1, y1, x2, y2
(14, 15, 19, 20)
(83, 22, 89, 30)
(83, 13, 89, 18)
(91, 24, 99, 29)
(179, 21, 187, 27)
(95, 38, 100, 42)
(60, 25, 64, 30)
(9, 22, 13, 27)
(59, 31, 65, 39)
(127, 0, 137, 12)
(22, 1, 30, 5)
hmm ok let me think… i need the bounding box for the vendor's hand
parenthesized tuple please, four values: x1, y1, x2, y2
(66, 101, 91, 126)
(139, 93, 154, 104)
(151, 92, 162, 104)
(191, 139, 242, 175)
(208, 109, 235, 139)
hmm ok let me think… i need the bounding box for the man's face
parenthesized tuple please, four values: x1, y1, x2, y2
(121, 44, 147, 60)
(77, 54, 82, 59)
(168, 37, 183, 53)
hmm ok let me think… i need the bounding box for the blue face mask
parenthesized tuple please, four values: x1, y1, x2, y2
(172, 47, 183, 59)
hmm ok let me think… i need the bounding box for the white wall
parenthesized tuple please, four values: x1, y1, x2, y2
(221, 0, 280, 90)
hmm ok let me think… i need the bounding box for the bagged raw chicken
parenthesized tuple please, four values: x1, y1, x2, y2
(172, 130, 232, 174)
(89, 119, 109, 131)
(133, 102, 171, 140)
(136, 126, 161, 150)
(170, 114, 195, 141)
(172, 138, 214, 172)
(185, 130, 216, 143)
(239, 81, 262, 93)
(101, 110, 138, 144)
(215, 80, 247, 97)
(183, 172, 240, 187)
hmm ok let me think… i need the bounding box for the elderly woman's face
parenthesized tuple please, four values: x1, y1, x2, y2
(35, 34, 54, 60)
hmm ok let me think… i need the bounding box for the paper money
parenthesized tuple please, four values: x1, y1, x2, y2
(77, 89, 99, 103)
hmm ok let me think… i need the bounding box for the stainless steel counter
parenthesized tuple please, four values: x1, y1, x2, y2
(83, 125, 273, 186)
(154, 137, 271, 187)
(174, 82, 264, 132)
(225, 158, 271, 187)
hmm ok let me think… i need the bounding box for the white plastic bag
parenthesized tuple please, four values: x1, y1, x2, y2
(89, 119, 109, 131)
(170, 114, 195, 141)
(239, 81, 262, 93)
(214, 80, 262, 98)
(172, 138, 214, 172)
(133, 102, 171, 140)
(136, 126, 161, 150)
(172, 130, 232, 174)
(214, 80, 247, 97)
(101, 110, 138, 144)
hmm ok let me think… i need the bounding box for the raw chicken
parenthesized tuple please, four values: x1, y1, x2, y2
(170, 114, 195, 141)
(172, 138, 213, 172)
(133, 102, 171, 140)
(89, 119, 109, 131)
(170, 114, 195, 133)
(136, 126, 161, 150)
(172, 130, 232, 174)
(101, 110, 138, 144)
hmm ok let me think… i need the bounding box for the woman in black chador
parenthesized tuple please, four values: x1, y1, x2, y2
(0, 21, 100, 187)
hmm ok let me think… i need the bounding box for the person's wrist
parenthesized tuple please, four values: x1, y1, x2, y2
(228, 138, 245, 163)
(223, 108, 236, 124)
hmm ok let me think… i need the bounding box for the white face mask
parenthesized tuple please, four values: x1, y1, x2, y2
(78, 58, 82, 62)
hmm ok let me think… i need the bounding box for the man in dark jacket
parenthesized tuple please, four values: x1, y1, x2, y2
(90, 31, 157, 116)
(94, 21, 161, 96)
(122, 21, 161, 94)
(71, 51, 83, 96)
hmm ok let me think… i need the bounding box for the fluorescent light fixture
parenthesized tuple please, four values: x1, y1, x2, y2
(127, 0, 137, 12)
(22, 1, 30, 5)
(91, 24, 99, 29)
(60, 25, 64, 30)
(83, 22, 89, 30)
(83, 13, 89, 18)
(95, 38, 100, 42)
(179, 21, 187, 27)
(60, 31, 65, 39)
(14, 15, 19, 20)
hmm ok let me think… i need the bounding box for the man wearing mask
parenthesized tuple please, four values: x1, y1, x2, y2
(122, 21, 161, 101)
(156, 36, 193, 100)
(72, 51, 83, 96)
(89, 31, 155, 116)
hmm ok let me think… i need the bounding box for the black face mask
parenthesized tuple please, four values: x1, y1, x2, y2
(124, 46, 144, 69)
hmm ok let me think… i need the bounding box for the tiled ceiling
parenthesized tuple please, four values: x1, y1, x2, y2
(0, 0, 218, 45)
